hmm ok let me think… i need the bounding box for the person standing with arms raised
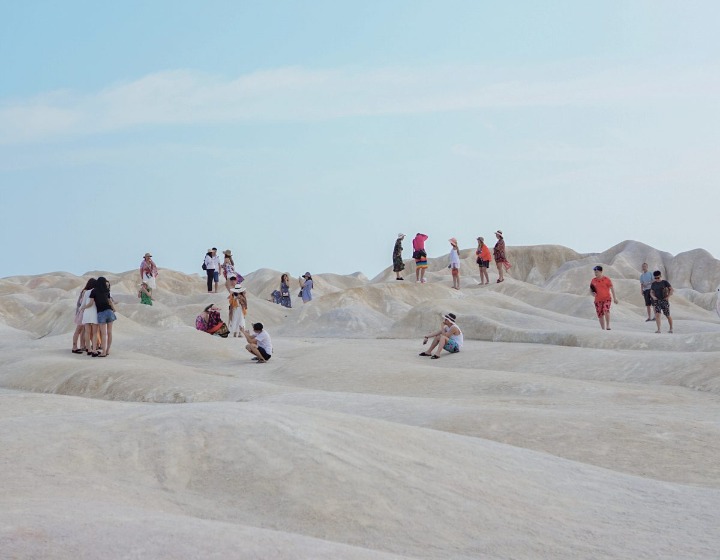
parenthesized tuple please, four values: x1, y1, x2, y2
(412, 233, 429, 284)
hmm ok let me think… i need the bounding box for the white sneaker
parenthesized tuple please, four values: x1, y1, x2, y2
(421, 278, 427, 283)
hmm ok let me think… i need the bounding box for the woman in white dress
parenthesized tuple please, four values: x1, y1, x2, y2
(81, 278, 99, 356)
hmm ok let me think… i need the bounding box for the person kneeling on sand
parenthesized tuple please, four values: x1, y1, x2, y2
(242, 322, 273, 363)
(419, 313, 463, 359)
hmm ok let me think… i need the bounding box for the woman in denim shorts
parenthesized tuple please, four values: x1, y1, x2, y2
(89, 276, 116, 357)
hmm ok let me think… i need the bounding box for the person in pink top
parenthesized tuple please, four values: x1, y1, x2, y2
(412, 233, 429, 283)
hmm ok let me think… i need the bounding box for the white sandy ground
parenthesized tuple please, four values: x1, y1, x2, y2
(1, 240, 719, 559)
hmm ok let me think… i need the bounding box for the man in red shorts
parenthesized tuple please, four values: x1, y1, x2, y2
(590, 265, 618, 330)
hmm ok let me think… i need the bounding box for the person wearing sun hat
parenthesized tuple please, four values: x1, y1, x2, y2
(448, 238, 461, 289)
(221, 249, 240, 293)
(493, 230, 510, 283)
(393, 233, 406, 280)
(299, 272, 314, 303)
(228, 284, 248, 336)
(140, 252, 158, 290)
(419, 312, 464, 359)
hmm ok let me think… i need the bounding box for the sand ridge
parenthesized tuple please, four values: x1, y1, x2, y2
(1, 240, 719, 559)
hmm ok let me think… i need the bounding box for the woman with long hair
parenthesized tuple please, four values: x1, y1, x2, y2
(88, 276, 116, 357)
(81, 278, 99, 356)
(493, 230, 510, 283)
(72, 278, 95, 353)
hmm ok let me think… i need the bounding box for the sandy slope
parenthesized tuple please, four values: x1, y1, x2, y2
(1, 241, 719, 559)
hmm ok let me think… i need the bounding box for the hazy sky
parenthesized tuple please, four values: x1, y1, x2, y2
(2, 0, 719, 279)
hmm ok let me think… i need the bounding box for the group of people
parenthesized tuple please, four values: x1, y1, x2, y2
(590, 263, 674, 332)
(203, 248, 245, 294)
(270, 272, 314, 307)
(393, 231, 511, 287)
(71, 240, 679, 365)
(71, 276, 117, 357)
(194, 304, 273, 363)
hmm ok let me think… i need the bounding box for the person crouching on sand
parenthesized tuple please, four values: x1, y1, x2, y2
(242, 322, 273, 363)
(419, 313, 463, 359)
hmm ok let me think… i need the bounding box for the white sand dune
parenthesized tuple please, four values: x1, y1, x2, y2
(1, 241, 719, 559)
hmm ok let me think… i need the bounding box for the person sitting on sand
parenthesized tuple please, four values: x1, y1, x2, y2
(419, 313, 463, 359)
(195, 304, 229, 337)
(241, 322, 273, 363)
(138, 281, 153, 305)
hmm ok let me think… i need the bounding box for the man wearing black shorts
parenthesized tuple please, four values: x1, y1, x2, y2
(639, 262, 654, 321)
(242, 322, 273, 363)
(650, 271, 674, 334)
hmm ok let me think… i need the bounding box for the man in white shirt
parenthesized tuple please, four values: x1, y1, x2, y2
(203, 247, 221, 293)
(242, 322, 273, 363)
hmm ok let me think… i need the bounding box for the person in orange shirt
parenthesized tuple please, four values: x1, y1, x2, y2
(475, 236, 492, 285)
(590, 265, 618, 330)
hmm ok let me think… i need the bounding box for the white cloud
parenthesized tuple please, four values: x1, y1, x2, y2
(1, 62, 719, 144)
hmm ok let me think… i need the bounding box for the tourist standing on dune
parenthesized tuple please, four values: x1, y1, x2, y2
(419, 313, 463, 359)
(493, 230, 510, 283)
(299, 272, 313, 303)
(87, 276, 116, 357)
(140, 253, 158, 291)
(650, 271, 674, 334)
(72, 278, 94, 354)
(222, 250, 241, 293)
(228, 285, 248, 336)
(639, 263, 654, 322)
(203, 248, 220, 293)
(81, 278, 99, 356)
(590, 266, 618, 330)
(393, 233, 406, 280)
(449, 238, 461, 289)
(475, 237, 492, 285)
(413, 233, 429, 283)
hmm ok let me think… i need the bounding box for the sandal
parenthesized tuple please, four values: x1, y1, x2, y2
(419, 352, 431, 356)
(431, 355, 439, 359)
(71, 349, 83, 354)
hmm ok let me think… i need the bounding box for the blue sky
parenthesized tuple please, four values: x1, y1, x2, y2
(1, 1, 719, 279)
